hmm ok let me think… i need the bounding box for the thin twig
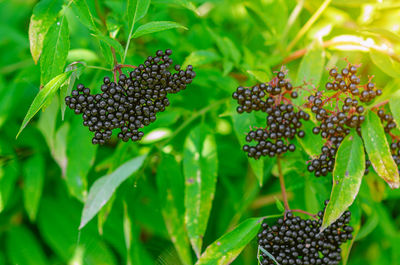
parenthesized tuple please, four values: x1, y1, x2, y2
(286, 0, 332, 51)
(277, 155, 290, 211)
(290, 209, 318, 218)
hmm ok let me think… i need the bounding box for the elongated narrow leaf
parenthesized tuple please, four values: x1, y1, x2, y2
(80, 155, 147, 229)
(361, 111, 400, 188)
(321, 131, 365, 231)
(294, 41, 325, 104)
(17, 72, 69, 138)
(184, 124, 218, 257)
(40, 16, 70, 85)
(22, 154, 45, 221)
(7, 226, 49, 265)
(195, 218, 263, 265)
(70, 0, 98, 32)
(231, 103, 264, 185)
(389, 90, 400, 127)
(370, 50, 400, 78)
(127, 0, 151, 30)
(157, 153, 192, 265)
(182, 50, 221, 68)
(93, 34, 125, 59)
(132, 21, 187, 39)
(28, 0, 63, 63)
(65, 117, 97, 201)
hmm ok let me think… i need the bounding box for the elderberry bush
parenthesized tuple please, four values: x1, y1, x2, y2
(232, 71, 309, 159)
(307, 65, 381, 177)
(258, 201, 353, 265)
(65, 49, 196, 144)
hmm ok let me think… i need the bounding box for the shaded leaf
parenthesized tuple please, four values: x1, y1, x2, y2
(65, 116, 97, 201)
(295, 41, 325, 104)
(93, 34, 125, 60)
(183, 124, 218, 257)
(7, 226, 49, 265)
(17, 72, 69, 138)
(370, 50, 400, 78)
(389, 89, 400, 127)
(28, 0, 63, 63)
(132, 21, 187, 39)
(0, 139, 19, 212)
(361, 111, 399, 188)
(341, 201, 362, 265)
(127, 0, 151, 31)
(40, 16, 70, 85)
(230, 103, 264, 185)
(70, 0, 98, 32)
(195, 218, 262, 265)
(182, 50, 221, 68)
(157, 153, 192, 265)
(22, 154, 45, 221)
(80, 155, 147, 229)
(297, 118, 324, 157)
(321, 131, 365, 231)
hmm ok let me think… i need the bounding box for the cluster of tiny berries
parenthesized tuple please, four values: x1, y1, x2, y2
(378, 109, 400, 173)
(390, 141, 400, 174)
(232, 72, 309, 159)
(258, 201, 353, 265)
(307, 65, 381, 177)
(65, 49, 196, 144)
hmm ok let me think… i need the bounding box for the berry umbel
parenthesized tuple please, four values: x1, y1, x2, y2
(306, 64, 381, 177)
(65, 49, 196, 145)
(232, 71, 309, 159)
(258, 201, 353, 265)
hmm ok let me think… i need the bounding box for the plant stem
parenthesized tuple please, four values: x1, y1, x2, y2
(277, 155, 290, 211)
(291, 209, 317, 218)
(370, 99, 389, 109)
(87, 65, 111, 71)
(286, 0, 332, 52)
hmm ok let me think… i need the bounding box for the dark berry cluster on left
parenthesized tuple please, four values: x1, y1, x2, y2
(306, 64, 380, 177)
(232, 71, 309, 159)
(65, 49, 196, 144)
(258, 201, 353, 265)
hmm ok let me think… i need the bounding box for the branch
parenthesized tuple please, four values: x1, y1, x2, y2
(277, 156, 290, 211)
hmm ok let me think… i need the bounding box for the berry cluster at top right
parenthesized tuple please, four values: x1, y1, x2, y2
(306, 64, 383, 177)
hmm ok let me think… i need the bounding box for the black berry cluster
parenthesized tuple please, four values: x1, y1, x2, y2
(377, 109, 397, 133)
(390, 140, 400, 174)
(65, 49, 196, 144)
(232, 71, 309, 159)
(258, 201, 353, 265)
(307, 65, 380, 177)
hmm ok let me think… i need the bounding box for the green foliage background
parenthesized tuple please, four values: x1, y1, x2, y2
(1, 0, 400, 264)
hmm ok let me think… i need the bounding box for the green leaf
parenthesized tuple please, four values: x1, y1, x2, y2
(99, 39, 114, 67)
(321, 131, 365, 231)
(182, 50, 221, 68)
(7, 226, 49, 265)
(127, 0, 151, 30)
(0, 139, 19, 212)
(361, 111, 400, 188)
(183, 124, 218, 257)
(157, 153, 192, 265)
(40, 16, 70, 85)
(17, 72, 69, 138)
(80, 155, 147, 229)
(295, 41, 325, 104)
(22, 154, 45, 221)
(195, 218, 262, 265)
(132, 21, 187, 39)
(65, 116, 97, 201)
(70, 0, 98, 32)
(246, 70, 271, 83)
(297, 118, 324, 157)
(28, 0, 63, 63)
(389, 89, 400, 127)
(230, 103, 264, 185)
(93, 34, 125, 60)
(370, 50, 400, 78)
